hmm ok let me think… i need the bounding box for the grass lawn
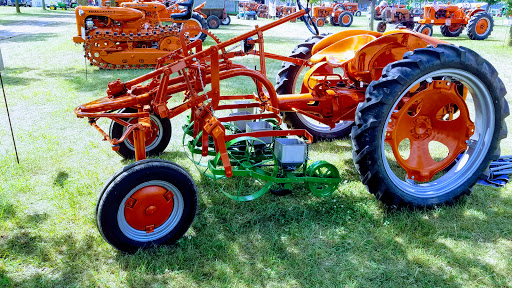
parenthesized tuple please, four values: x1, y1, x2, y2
(0, 7, 512, 287)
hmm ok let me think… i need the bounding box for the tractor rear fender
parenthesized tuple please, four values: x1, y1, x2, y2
(467, 8, 486, 17)
(346, 30, 448, 83)
(312, 30, 382, 55)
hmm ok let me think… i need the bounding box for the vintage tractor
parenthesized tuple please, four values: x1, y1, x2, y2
(375, 1, 406, 20)
(330, 2, 355, 26)
(73, 0, 208, 69)
(311, 6, 333, 27)
(416, 3, 494, 40)
(376, 5, 415, 32)
(75, 0, 508, 252)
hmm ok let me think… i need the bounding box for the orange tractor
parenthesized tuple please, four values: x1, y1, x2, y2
(416, 3, 493, 40)
(75, 0, 508, 252)
(330, 2, 358, 26)
(376, 4, 416, 32)
(311, 6, 333, 27)
(73, 0, 208, 69)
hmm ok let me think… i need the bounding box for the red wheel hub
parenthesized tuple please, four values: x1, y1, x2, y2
(385, 80, 475, 182)
(127, 117, 159, 146)
(124, 185, 174, 232)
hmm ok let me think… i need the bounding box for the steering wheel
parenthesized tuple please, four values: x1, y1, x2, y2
(297, 0, 319, 36)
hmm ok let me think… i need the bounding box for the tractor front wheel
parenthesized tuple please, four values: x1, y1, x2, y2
(276, 36, 354, 141)
(109, 108, 172, 160)
(467, 12, 494, 40)
(351, 44, 508, 208)
(355, 11, 361, 17)
(417, 24, 433, 36)
(315, 17, 325, 27)
(377, 21, 386, 32)
(96, 159, 197, 252)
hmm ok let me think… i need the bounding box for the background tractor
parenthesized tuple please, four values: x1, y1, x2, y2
(73, 0, 208, 69)
(330, 3, 355, 27)
(416, 3, 494, 40)
(74, 0, 508, 252)
(376, 4, 415, 32)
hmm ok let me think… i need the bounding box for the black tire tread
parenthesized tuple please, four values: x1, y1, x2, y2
(467, 12, 494, 40)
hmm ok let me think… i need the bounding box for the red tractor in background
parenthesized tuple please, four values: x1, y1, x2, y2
(416, 2, 494, 40)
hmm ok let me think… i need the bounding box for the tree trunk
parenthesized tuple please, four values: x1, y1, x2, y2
(15, 0, 20, 13)
(369, 0, 375, 31)
(486, 1, 491, 12)
(507, 24, 512, 46)
(42, 0, 46, 10)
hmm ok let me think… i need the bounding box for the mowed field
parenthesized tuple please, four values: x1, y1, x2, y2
(0, 7, 512, 287)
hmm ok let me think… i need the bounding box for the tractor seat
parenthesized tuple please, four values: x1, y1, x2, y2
(310, 35, 376, 65)
(171, 0, 194, 20)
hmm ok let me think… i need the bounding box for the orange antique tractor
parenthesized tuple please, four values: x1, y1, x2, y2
(330, 2, 357, 26)
(416, 2, 493, 40)
(376, 4, 416, 32)
(311, 6, 333, 27)
(73, 0, 208, 69)
(74, 0, 508, 252)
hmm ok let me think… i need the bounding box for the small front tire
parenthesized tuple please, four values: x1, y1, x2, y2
(96, 160, 198, 253)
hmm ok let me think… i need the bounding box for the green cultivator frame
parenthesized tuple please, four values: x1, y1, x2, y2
(182, 120, 341, 201)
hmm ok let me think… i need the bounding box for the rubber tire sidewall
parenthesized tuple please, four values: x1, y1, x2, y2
(109, 108, 172, 160)
(96, 160, 198, 253)
(206, 15, 220, 29)
(467, 12, 494, 40)
(221, 15, 231, 25)
(190, 12, 208, 42)
(339, 11, 353, 27)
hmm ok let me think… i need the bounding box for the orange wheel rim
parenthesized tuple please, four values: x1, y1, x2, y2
(449, 25, 460, 32)
(475, 19, 488, 35)
(318, 19, 324, 26)
(385, 80, 475, 182)
(422, 27, 431, 35)
(342, 15, 350, 24)
(182, 19, 201, 38)
(127, 117, 159, 147)
(124, 185, 175, 231)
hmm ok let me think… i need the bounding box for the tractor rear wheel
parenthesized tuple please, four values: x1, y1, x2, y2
(207, 15, 221, 29)
(440, 24, 463, 37)
(186, 12, 208, 42)
(417, 24, 433, 36)
(109, 108, 172, 160)
(330, 15, 338, 25)
(467, 12, 494, 40)
(276, 35, 354, 141)
(377, 21, 386, 32)
(96, 159, 197, 252)
(351, 44, 508, 208)
(338, 11, 353, 27)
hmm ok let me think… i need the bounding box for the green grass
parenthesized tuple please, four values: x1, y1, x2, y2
(1, 7, 512, 287)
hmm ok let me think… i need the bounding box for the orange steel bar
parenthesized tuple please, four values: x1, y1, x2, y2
(133, 128, 146, 161)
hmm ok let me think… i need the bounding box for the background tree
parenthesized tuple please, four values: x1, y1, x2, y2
(369, 0, 375, 30)
(507, 0, 512, 46)
(15, 0, 20, 13)
(42, 0, 46, 10)
(485, 0, 500, 11)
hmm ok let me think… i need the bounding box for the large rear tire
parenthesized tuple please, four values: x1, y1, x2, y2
(467, 12, 494, 40)
(440, 24, 463, 37)
(96, 160, 198, 252)
(351, 44, 508, 208)
(276, 36, 354, 141)
(206, 15, 220, 29)
(338, 11, 353, 27)
(109, 108, 172, 160)
(186, 12, 208, 42)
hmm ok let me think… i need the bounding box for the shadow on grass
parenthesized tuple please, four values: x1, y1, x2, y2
(1, 32, 59, 43)
(0, 67, 40, 86)
(54, 171, 69, 188)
